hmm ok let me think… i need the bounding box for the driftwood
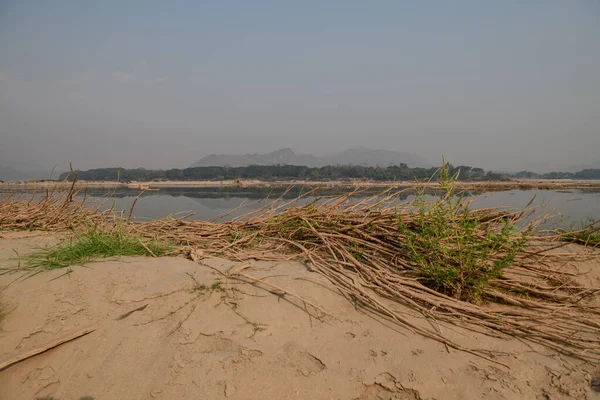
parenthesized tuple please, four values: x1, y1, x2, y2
(0, 326, 98, 372)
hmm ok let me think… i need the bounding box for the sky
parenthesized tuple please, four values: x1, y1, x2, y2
(0, 0, 599, 172)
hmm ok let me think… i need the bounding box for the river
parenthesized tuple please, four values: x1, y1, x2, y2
(60, 187, 600, 227)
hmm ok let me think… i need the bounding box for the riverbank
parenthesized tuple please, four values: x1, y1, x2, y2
(2, 178, 600, 192)
(1, 181, 600, 398)
(1, 231, 599, 399)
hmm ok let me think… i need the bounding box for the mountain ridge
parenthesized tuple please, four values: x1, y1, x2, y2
(190, 147, 431, 168)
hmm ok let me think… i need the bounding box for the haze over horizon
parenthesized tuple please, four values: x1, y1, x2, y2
(1, 1, 599, 174)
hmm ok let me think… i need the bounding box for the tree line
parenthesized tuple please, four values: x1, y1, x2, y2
(58, 164, 505, 182)
(512, 169, 600, 180)
(57, 164, 600, 183)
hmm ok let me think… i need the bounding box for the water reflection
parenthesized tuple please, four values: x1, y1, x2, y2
(61, 187, 600, 226)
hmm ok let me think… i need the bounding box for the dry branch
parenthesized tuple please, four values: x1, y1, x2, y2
(0, 325, 98, 372)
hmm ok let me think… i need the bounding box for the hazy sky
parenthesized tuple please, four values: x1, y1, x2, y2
(1, 0, 599, 172)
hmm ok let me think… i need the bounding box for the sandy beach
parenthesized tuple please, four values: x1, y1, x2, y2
(1, 231, 599, 399)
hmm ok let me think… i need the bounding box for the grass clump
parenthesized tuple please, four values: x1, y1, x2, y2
(20, 224, 171, 273)
(398, 161, 527, 302)
(558, 219, 600, 247)
(193, 280, 224, 293)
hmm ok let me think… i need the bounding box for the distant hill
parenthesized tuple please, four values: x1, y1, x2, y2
(0, 162, 65, 181)
(0, 165, 28, 181)
(190, 148, 305, 168)
(322, 147, 431, 168)
(190, 147, 431, 168)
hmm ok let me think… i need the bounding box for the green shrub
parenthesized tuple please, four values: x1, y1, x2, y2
(398, 161, 527, 302)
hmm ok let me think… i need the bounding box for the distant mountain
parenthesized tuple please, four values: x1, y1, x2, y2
(322, 147, 431, 168)
(191, 148, 305, 168)
(0, 162, 65, 181)
(0, 165, 28, 181)
(190, 147, 431, 168)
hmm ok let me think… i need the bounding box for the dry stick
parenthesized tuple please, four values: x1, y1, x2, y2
(229, 270, 337, 320)
(116, 304, 149, 320)
(64, 163, 79, 205)
(138, 238, 157, 257)
(127, 188, 148, 223)
(211, 198, 253, 222)
(316, 264, 512, 366)
(0, 325, 98, 372)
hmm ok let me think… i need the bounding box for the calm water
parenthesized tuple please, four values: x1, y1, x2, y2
(59, 187, 600, 227)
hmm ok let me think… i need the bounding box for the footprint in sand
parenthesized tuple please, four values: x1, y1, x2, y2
(281, 342, 326, 377)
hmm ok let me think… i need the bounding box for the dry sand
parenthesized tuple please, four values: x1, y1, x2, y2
(1, 232, 599, 399)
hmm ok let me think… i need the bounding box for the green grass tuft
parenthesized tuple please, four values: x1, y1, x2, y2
(18, 224, 171, 274)
(192, 280, 224, 293)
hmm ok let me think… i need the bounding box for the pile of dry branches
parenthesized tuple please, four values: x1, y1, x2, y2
(0, 190, 115, 230)
(1, 187, 599, 364)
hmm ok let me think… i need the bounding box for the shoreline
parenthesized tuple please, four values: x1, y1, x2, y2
(2, 178, 600, 192)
